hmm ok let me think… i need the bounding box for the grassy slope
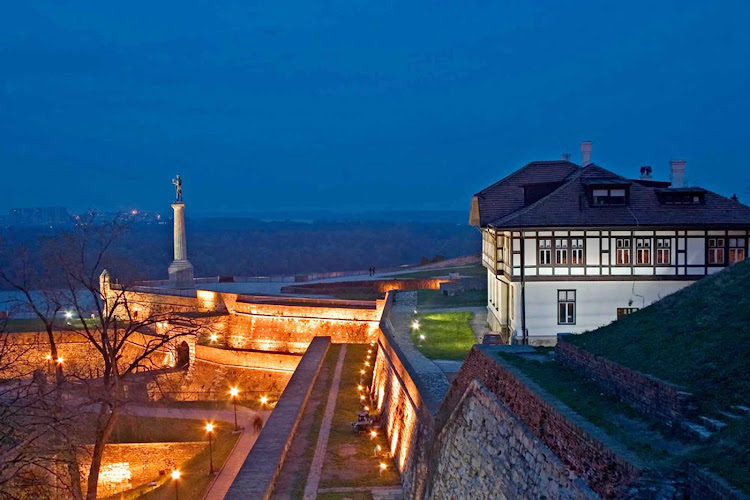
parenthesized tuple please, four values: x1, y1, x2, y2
(568, 259, 750, 412)
(411, 312, 476, 361)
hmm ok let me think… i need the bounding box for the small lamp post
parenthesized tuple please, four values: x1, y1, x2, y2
(205, 423, 215, 475)
(171, 469, 180, 500)
(229, 387, 239, 431)
(45, 354, 52, 375)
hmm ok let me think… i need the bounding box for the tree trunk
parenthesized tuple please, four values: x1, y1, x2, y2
(85, 403, 120, 500)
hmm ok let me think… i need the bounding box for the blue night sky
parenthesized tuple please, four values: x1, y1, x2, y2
(2, 1, 749, 215)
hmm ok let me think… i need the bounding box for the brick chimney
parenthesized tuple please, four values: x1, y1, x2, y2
(581, 141, 592, 166)
(640, 166, 652, 180)
(670, 160, 686, 188)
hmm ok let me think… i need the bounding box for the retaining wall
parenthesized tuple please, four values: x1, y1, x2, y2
(428, 379, 597, 499)
(226, 336, 331, 500)
(226, 296, 384, 353)
(280, 278, 452, 296)
(555, 338, 697, 426)
(434, 346, 640, 498)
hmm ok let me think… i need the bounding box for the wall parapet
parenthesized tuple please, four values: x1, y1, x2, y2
(555, 337, 697, 426)
(435, 345, 641, 498)
(226, 336, 331, 500)
(688, 464, 750, 500)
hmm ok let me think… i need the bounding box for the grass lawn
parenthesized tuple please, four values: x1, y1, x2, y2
(411, 312, 476, 361)
(566, 259, 750, 414)
(321, 344, 400, 489)
(288, 344, 343, 498)
(501, 351, 750, 493)
(499, 353, 689, 469)
(416, 289, 486, 308)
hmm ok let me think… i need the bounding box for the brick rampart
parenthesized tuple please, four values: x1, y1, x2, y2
(435, 346, 640, 498)
(555, 338, 697, 426)
(226, 336, 331, 500)
(194, 344, 301, 372)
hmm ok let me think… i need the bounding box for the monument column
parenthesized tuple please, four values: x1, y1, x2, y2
(168, 175, 195, 289)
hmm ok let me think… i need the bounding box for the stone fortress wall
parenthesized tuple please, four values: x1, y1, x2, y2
(370, 290, 635, 500)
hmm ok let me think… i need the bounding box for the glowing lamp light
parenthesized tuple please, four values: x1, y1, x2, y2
(367, 349, 372, 354)
(412, 320, 420, 329)
(370, 430, 378, 438)
(360, 395, 366, 401)
(365, 362, 370, 367)
(229, 387, 239, 398)
(171, 470, 180, 480)
(357, 385, 363, 391)
(414, 309, 418, 314)
(360, 370, 365, 375)
(205, 423, 214, 432)
(64, 311, 73, 319)
(379, 462, 387, 470)
(209, 333, 218, 342)
(45, 354, 52, 361)
(376, 445, 382, 452)
(364, 405, 370, 411)
(56, 357, 64, 364)
(260, 396, 268, 404)
(419, 334, 425, 340)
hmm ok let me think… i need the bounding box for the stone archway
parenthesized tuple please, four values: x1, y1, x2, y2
(176, 341, 190, 369)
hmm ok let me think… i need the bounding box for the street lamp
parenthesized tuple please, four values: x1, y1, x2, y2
(260, 396, 268, 405)
(171, 470, 180, 500)
(229, 387, 240, 431)
(205, 423, 215, 475)
(45, 354, 52, 375)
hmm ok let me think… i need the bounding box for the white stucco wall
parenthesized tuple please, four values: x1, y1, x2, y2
(521, 280, 692, 342)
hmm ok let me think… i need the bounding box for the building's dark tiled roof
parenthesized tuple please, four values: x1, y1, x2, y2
(473, 160, 579, 226)
(477, 162, 750, 229)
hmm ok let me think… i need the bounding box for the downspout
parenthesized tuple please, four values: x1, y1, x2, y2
(520, 237, 527, 345)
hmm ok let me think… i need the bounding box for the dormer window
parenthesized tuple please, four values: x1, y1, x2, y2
(592, 188, 627, 206)
(583, 178, 631, 207)
(656, 188, 706, 205)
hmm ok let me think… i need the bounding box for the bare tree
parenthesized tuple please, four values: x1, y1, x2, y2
(1, 215, 205, 499)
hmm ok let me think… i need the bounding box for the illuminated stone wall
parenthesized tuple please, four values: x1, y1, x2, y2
(226, 298, 384, 353)
(279, 278, 452, 296)
(79, 442, 206, 497)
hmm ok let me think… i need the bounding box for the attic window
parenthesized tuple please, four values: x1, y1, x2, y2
(592, 188, 627, 206)
(657, 190, 705, 205)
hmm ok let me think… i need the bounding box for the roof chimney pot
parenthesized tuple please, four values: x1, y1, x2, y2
(581, 141, 592, 166)
(561, 153, 571, 161)
(670, 159, 686, 188)
(640, 166, 653, 180)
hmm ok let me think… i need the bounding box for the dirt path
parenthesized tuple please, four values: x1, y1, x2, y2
(302, 345, 347, 499)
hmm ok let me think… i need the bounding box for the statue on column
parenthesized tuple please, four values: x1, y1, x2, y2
(172, 174, 183, 203)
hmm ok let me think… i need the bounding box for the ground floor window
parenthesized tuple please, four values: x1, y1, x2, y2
(557, 290, 576, 325)
(617, 307, 639, 319)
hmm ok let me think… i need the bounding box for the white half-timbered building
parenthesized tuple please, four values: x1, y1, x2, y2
(470, 142, 750, 345)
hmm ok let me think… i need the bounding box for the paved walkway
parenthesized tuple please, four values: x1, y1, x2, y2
(120, 405, 270, 500)
(302, 345, 347, 500)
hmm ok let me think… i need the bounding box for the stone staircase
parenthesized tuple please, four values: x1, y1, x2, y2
(681, 405, 748, 441)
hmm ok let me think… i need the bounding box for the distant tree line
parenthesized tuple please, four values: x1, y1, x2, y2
(0, 218, 479, 286)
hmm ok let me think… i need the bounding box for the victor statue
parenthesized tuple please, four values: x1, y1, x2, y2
(172, 174, 183, 202)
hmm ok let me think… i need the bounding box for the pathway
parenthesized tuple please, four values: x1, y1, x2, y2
(120, 405, 271, 500)
(318, 485, 404, 499)
(302, 344, 347, 499)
